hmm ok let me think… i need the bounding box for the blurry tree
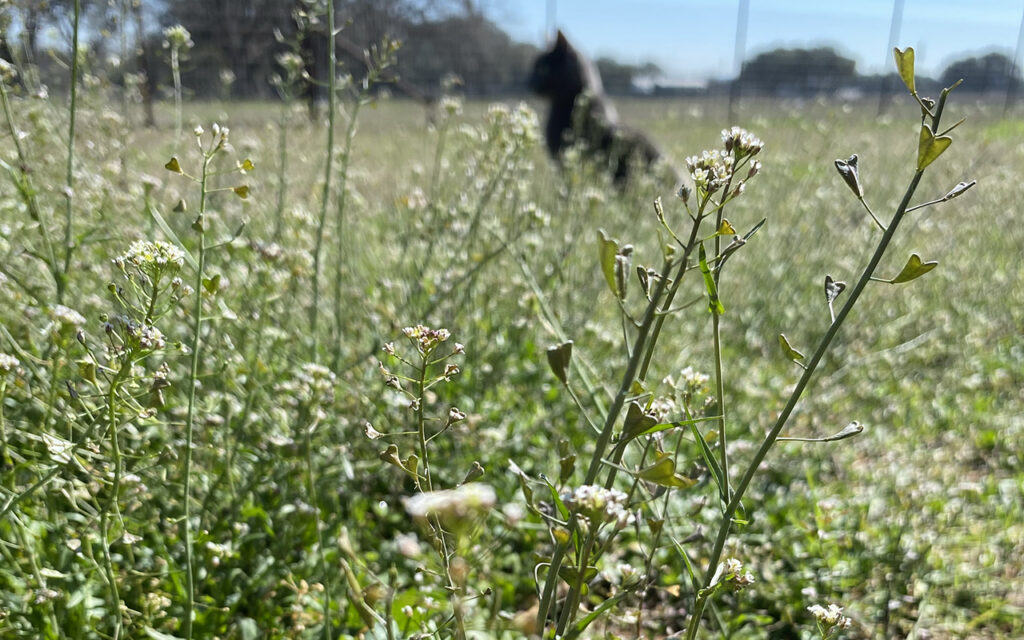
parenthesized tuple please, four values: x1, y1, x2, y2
(940, 52, 1021, 92)
(595, 57, 661, 94)
(739, 47, 857, 95)
(161, 0, 297, 99)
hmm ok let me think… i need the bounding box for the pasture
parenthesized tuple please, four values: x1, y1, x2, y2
(0, 78, 1022, 639)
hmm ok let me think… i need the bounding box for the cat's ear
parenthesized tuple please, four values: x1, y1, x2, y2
(554, 30, 569, 53)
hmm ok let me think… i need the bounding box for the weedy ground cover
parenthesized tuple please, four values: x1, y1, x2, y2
(0, 35, 1022, 640)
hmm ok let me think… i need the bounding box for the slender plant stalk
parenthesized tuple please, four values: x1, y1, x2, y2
(99, 367, 129, 640)
(710, 174, 735, 501)
(181, 152, 213, 639)
(304, 420, 333, 638)
(537, 253, 672, 631)
(310, 0, 337, 359)
(0, 380, 9, 484)
(272, 103, 290, 242)
(331, 98, 363, 370)
(685, 174, 933, 640)
(685, 88, 956, 639)
(118, 0, 130, 177)
(0, 74, 61, 296)
(60, 0, 81, 296)
(171, 46, 183, 141)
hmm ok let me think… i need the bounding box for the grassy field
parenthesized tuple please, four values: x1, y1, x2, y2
(0, 79, 1022, 639)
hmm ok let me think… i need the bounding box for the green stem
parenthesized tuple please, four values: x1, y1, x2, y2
(637, 201, 710, 383)
(310, 0, 337, 360)
(711, 177, 734, 504)
(555, 530, 596, 635)
(0, 76, 61, 296)
(181, 152, 212, 639)
(272, 101, 290, 242)
(415, 356, 432, 492)
(0, 380, 9, 484)
(171, 47, 182, 141)
(331, 97, 363, 370)
(538, 257, 672, 634)
(684, 170, 926, 640)
(100, 370, 127, 640)
(60, 0, 81, 295)
(304, 420, 333, 638)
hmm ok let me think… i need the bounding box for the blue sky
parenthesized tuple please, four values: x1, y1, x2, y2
(489, 1, 1024, 83)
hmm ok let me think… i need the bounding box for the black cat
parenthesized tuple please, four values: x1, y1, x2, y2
(529, 30, 664, 184)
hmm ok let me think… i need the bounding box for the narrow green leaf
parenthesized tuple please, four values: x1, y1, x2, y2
(565, 589, 632, 639)
(778, 333, 805, 362)
(508, 460, 538, 514)
(698, 243, 724, 315)
(893, 47, 916, 94)
(779, 421, 865, 443)
(889, 253, 938, 284)
(743, 217, 767, 241)
(542, 476, 570, 521)
(597, 229, 619, 298)
(689, 421, 729, 507)
(147, 204, 197, 270)
(634, 414, 719, 439)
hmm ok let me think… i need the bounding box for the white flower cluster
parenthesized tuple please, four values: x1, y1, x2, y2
(404, 483, 496, 521)
(686, 149, 734, 194)
(562, 485, 634, 527)
(725, 557, 755, 588)
(114, 240, 185, 276)
(51, 305, 86, 329)
(486, 102, 541, 149)
(276, 52, 304, 76)
(133, 324, 166, 351)
(680, 366, 710, 390)
(163, 25, 194, 50)
(0, 352, 19, 374)
(277, 363, 337, 411)
(0, 57, 17, 82)
(721, 126, 764, 158)
(403, 324, 451, 355)
(808, 603, 851, 630)
(440, 95, 463, 117)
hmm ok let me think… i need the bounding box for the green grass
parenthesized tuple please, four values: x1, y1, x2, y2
(0, 84, 1021, 639)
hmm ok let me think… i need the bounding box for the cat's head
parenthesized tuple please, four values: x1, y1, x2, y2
(529, 30, 589, 99)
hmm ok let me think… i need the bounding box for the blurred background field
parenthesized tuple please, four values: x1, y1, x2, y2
(1, 1, 1023, 638)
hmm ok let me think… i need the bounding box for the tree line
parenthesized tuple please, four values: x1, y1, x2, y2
(1, 0, 1020, 103)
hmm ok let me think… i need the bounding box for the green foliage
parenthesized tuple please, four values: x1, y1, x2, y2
(0, 39, 1019, 640)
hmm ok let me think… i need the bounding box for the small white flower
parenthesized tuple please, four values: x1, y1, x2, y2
(809, 603, 851, 630)
(404, 484, 496, 522)
(0, 352, 19, 374)
(51, 305, 86, 329)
